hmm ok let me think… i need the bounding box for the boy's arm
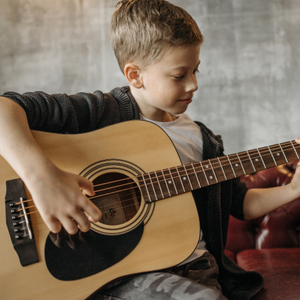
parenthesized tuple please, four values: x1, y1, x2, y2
(243, 156, 300, 220)
(0, 96, 102, 234)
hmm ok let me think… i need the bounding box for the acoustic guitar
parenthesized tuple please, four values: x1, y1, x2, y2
(0, 120, 299, 299)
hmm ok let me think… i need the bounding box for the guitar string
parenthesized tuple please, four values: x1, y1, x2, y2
(17, 200, 139, 219)
(15, 161, 300, 217)
(16, 163, 300, 225)
(14, 142, 300, 220)
(87, 141, 300, 200)
(16, 199, 147, 229)
(87, 141, 300, 192)
(18, 141, 291, 207)
(12, 141, 300, 208)
(15, 142, 300, 209)
(16, 162, 300, 229)
(16, 195, 141, 220)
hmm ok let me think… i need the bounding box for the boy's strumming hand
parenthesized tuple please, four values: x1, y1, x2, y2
(0, 97, 102, 235)
(27, 163, 102, 235)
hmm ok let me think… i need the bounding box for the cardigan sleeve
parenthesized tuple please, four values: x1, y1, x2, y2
(229, 177, 248, 220)
(2, 87, 138, 134)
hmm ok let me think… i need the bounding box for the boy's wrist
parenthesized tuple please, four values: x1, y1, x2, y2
(21, 155, 56, 188)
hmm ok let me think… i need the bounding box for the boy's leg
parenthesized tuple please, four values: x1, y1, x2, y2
(93, 271, 226, 300)
(171, 252, 222, 292)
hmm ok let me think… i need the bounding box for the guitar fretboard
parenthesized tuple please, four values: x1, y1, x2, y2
(137, 140, 300, 203)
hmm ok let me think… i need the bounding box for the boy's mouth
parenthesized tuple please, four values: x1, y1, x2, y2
(179, 98, 192, 104)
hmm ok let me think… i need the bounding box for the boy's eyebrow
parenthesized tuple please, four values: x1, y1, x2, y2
(170, 60, 201, 70)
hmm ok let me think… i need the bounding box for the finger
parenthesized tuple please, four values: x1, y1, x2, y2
(84, 198, 102, 222)
(67, 231, 81, 250)
(73, 209, 92, 232)
(295, 138, 300, 144)
(60, 216, 80, 235)
(49, 228, 68, 248)
(76, 176, 101, 221)
(44, 217, 62, 234)
(78, 176, 95, 196)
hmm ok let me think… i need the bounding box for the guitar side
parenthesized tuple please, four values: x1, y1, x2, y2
(0, 120, 200, 300)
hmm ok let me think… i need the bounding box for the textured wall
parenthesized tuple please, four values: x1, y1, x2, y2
(0, 0, 299, 154)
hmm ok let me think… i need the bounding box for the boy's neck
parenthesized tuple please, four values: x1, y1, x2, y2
(130, 86, 173, 122)
(140, 112, 176, 123)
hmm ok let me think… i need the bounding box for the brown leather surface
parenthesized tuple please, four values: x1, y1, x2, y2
(225, 161, 300, 299)
(237, 248, 300, 300)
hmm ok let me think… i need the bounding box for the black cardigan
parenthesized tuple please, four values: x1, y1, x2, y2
(3, 86, 264, 299)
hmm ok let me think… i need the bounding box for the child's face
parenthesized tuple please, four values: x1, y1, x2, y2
(133, 44, 200, 122)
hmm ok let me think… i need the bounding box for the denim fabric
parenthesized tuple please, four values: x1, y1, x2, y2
(95, 272, 226, 300)
(92, 253, 226, 300)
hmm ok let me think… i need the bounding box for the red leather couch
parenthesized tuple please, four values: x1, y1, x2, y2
(225, 161, 300, 300)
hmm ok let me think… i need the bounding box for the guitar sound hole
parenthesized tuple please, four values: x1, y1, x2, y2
(91, 173, 141, 226)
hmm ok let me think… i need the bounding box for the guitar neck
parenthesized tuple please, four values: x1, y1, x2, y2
(138, 140, 300, 203)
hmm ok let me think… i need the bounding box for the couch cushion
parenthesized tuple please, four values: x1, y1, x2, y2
(226, 162, 300, 258)
(236, 248, 300, 300)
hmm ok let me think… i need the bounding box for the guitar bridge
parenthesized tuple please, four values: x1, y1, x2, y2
(5, 178, 39, 266)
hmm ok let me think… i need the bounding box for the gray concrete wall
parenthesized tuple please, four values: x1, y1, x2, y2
(0, 0, 299, 154)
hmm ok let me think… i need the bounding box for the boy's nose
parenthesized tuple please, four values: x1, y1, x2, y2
(185, 75, 198, 93)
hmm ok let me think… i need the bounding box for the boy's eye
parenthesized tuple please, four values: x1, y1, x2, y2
(174, 69, 199, 80)
(174, 75, 185, 80)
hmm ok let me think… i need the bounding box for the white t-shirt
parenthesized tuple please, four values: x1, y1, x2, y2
(140, 113, 207, 265)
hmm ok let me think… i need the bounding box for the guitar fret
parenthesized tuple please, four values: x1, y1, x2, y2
(148, 171, 164, 200)
(201, 161, 218, 185)
(199, 161, 211, 186)
(246, 150, 256, 172)
(228, 154, 245, 177)
(210, 158, 226, 182)
(238, 152, 255, 174)
(257, 149, 267, 169)
(154, 171, 165, 199)
(247, 149, 264, 171)
(217, 157, 233, 179)
(268, 146, 277, 166)
(148, 173, 158, 201)
(291, 141, 300, 160)
(191, 164, 202, 188)
(270, 145, 284, 166)
(167, 168, 178, 195)
(146, 173, 159, 201)
(159, 170, 171, 197)
(140, 174, 152, 202)
(183, 165, 193, 190)
(217, 157, 227, 181)
(175, 166, 186, 193)
(236, 153, 246, 175)
(279, 144, 288, 163)
(162, 169, 176, 196)
(209, 160, 218, 183)
(220, 156, 236, 179)
(193, 162, 209, 187)
(177, 165, 193, 191)
(171, 168, 182, 194)
(228, 156, 237, 177)
(280, 141, 299, 162)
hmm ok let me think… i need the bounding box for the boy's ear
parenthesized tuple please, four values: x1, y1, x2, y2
(124, 63, 143, 89)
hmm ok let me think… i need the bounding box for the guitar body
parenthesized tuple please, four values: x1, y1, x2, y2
(0, 120, 200, 300)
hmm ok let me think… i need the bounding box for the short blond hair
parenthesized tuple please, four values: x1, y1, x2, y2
(110, 0, 203, 73)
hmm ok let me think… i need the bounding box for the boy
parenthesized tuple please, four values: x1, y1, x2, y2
(0, 0, 300, 299)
